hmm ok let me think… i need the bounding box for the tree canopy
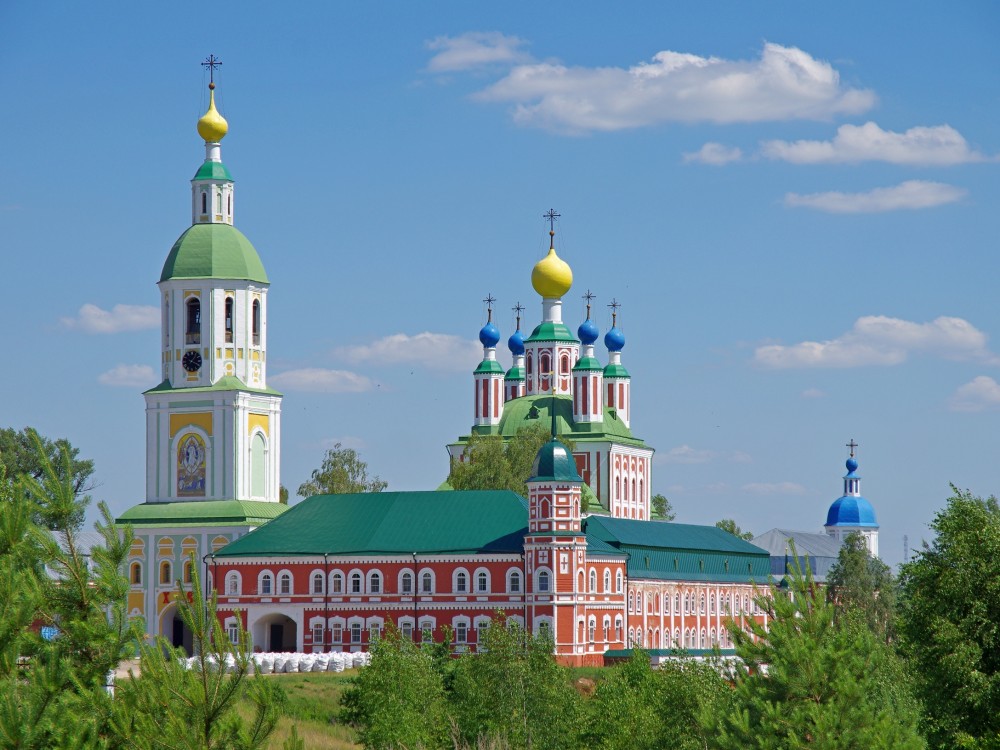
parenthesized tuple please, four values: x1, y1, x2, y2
(447, 424, 578, 499)
(897, 488, 1000, 749)
(297, 442, 388, 498)
(715, 518, 754, 541)
(826, 530, 896, 643)
(651, 493, 676, 521)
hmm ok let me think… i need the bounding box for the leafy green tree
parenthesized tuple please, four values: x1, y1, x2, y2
(297, 442, 387, 497)
(826, 530, 896, 642)
(711, 549, 924, 750)
(449, 614, 582, 749)
(1, 427, 95, 529)
(897, 488, 1000, 750)
(586, 649, 728, 750)
(340, 625, 449, 750)
(651, 493, 675, 521)
(108, 557, 285, 749)
(715, 518, 754, 541)
(448, 424, 577, 499)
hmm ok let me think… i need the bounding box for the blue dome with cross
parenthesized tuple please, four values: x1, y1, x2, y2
(826, 450, 878, 528)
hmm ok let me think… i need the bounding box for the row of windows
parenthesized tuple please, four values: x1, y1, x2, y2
(581, 615, 625, 644)
(627, 590, 763, 616)
(627, 626, 732, 650)
(224, 567, 536, 597)
(177, 297, 260, 347)
(586, 568, 624, 594)
(130, 560, 194, 586)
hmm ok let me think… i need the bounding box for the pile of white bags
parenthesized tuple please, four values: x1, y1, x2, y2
(180, 651, 369, 673)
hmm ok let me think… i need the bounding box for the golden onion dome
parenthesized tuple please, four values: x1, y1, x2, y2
(531, 240, 573, 299)
(197, 84, 229, 142)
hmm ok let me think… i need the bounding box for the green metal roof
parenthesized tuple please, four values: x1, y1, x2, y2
(192, 160, 233, 181)
(474, 359, 505, 375)
(572, 356, 603, 372)
(144, 376, 281, 396)
(603, 364, 631, 378)
(160, 224, 269, 284)
(524, 321, 578, 344)
(116, 500, 287, 528)
(505, 366, 525, 381)
(529, 440, 582, 482)
(214, 490, 530, 557)
(585, 517, 771, 583)
(492, 394, 646, 447)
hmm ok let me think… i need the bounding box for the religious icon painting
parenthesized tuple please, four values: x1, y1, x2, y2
(177, 433, 207, 496)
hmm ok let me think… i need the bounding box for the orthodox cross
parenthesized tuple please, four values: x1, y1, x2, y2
(201, 54, 223, 85)
(512, 301, 524, 330)
(583, 289, 596, 319)
(846, 438, 858, 458)
(483, 293, 496, 322)
(608, 297, 621, 327)
(544, 208, 560, 248)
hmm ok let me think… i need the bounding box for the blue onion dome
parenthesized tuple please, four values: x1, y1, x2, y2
(508, 328, 525, 356)
(605, 326, 626, 352)
(846, 457, 859, 473)
(578, 318, 599, 345)
(479, 321, 500, 348)
(826, 496, 878, 527)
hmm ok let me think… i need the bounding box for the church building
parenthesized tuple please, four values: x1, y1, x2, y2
(116, 72, 287, 650)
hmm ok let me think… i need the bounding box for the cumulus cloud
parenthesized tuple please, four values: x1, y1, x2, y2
(426, 32, 530, 72)
(269, 368, 373, 393)
(336, 332, 482, 372)
(801, 388, 826, 399)
(755, 315, 998, 369)
(98, 364, 155, 387)
(457, 41, 874, 133)
(61, 303, 159, 334)
(659, 445, 716, 464)
(683, 142, 743, 165)
(762, 122, 990, 165)
(784, 180, 966, 214)
(950, 376, 1000, 412)
(742, 481, 807, 495)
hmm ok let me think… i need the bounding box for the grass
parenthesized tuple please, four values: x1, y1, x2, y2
(256, 670, 362, 750)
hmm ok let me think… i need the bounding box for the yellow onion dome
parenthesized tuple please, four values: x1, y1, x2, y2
(531, 245, 573, 299)
(197, 85, 229, 142)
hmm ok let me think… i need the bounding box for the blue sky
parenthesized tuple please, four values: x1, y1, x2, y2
(2, 1, 999, 566)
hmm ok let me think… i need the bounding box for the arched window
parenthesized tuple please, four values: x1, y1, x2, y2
(159, 561, 172, 585)
(216, 191, 222, 213)
(351, 572, 362, 594)
(227, 193, 231, 214)
(312, 572, 324, 595)
(560, 354, 569, 375)
(331, 572, 343, 594)
(540, 353, 550, 376)
(588, 618, 596, 643)
(476, 571, 488, 593)
(201, 192, 207, 213)
(164, 299, 170, 347)
(628, 627, 635, 647)
(710, 594, 715, 613)
(456, 571, 467, 593)
(616, 477, 621, 500)
(700, 593, 705, 613)
(370, 572, 381, 594)
(226, 572, 240, 595)
(421, 571, 433, 593)
(603, 569, 611, 592)
(537, 570, 550, 592)
(401, 572, 413, 594)
(252, 300, 261, 345)
(615, 617, 623, 642)
(185, 298, 201, 345)
(260, 572, 273, 595)
(675, 593, 680, 613)
(224, 297, 234, 343)
(130, 562, 141, 585)
(508, 570, 521, 593)
(279, 572, 292, 595)
(616, 571, 623, 593)
(628, 592, 634, 613)
(526, 354, 532, 376)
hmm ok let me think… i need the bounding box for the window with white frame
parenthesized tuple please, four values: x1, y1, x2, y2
(369, 623, 381, 641)
(312, 572, 324, 595)
(350, 623, 362, 643)
(279, 572, 292, 595)
(226, 620, 239, 645)
(616, 570, 623, 593)
(537, 570, 550, 592)
(421, 571, 433, 593)
(351, 572, 362, 594)
(589, 569, 597, 592)
(421, 622, 434, 642)
(508, 570, 521, 593)
(476, 571, 488, 593)
(369, 572, 381, 594)
(475, 620, 489, 646)
(331, 572, 344, 594)
(615, 617, 622, 642)
(331, 623, 343, 643)
(226, 572, 240, 595)
(401, 571, 413, 594)
(588, 618, 596, 643)
(455, 621, 468, 643)
(400, 622, 412, 640)
(603, 569, 611, 592)
(260, 572, 273, 595)
(312, 622, 324, 644)
(455, 570, 468, 593)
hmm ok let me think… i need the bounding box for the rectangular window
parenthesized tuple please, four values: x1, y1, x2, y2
(400, 623, 412, 640)
(331, 624, 343, 643)
(351, 623, 362, 643)
(421, 625, 433, 643)
(369, 624, 381, 642)
(312, 623, 324, 644)
(227, 623, 239, 645)
(332, 576, 342, 594)
(401, 574, 412, 594)
(456, 622, 468, 643)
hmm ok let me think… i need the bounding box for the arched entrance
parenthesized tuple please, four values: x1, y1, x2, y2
(160, 603, 194, 655)
(252, 613, 298, 652)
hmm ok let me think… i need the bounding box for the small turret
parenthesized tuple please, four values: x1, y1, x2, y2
(573, 291, 604, 425)
(473, 295, 504, 428)
(824, 440, 879, 557)
(505, 303, 527, 401)
(603, 299, 631, 428)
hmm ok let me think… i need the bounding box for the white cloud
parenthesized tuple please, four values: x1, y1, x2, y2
(336, 332, 482, 372)
(742, 481, 807, 495)
(784, 180, 966, 214)
(61, 303, 159, 334)
(426, 32, 530, 72)
(762, 122, 990, 165)
(801, 388, 826, 399)
(659, 445, 716, 464)
(755, 315, 998, 369)
(98, 364, 155, 387)
(731, 451, 753, 464)
(950, 376, 1000, 412)
(270, 368, 373, 393)
(683, 142, 743, 165)
(468, 42, 874, 133)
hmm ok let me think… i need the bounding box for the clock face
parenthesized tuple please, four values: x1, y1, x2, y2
(182, 350, 203, 373)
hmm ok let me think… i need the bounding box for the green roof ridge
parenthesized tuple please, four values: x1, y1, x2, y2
(192, 160, 233, 182)
(474, 360, 505, 375)
(524, 321, 578, 344)
(144, 376, 281, 396)
(117, 499, 287, 527)
(505, 366, 525, 380)
(603, 363, 630, 378)
(160, 224, 269, 284)
(573, 356, 602, 372)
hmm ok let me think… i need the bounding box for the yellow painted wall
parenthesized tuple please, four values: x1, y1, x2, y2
(247, 413, 269, 436)
(170, 412, 213, 438)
